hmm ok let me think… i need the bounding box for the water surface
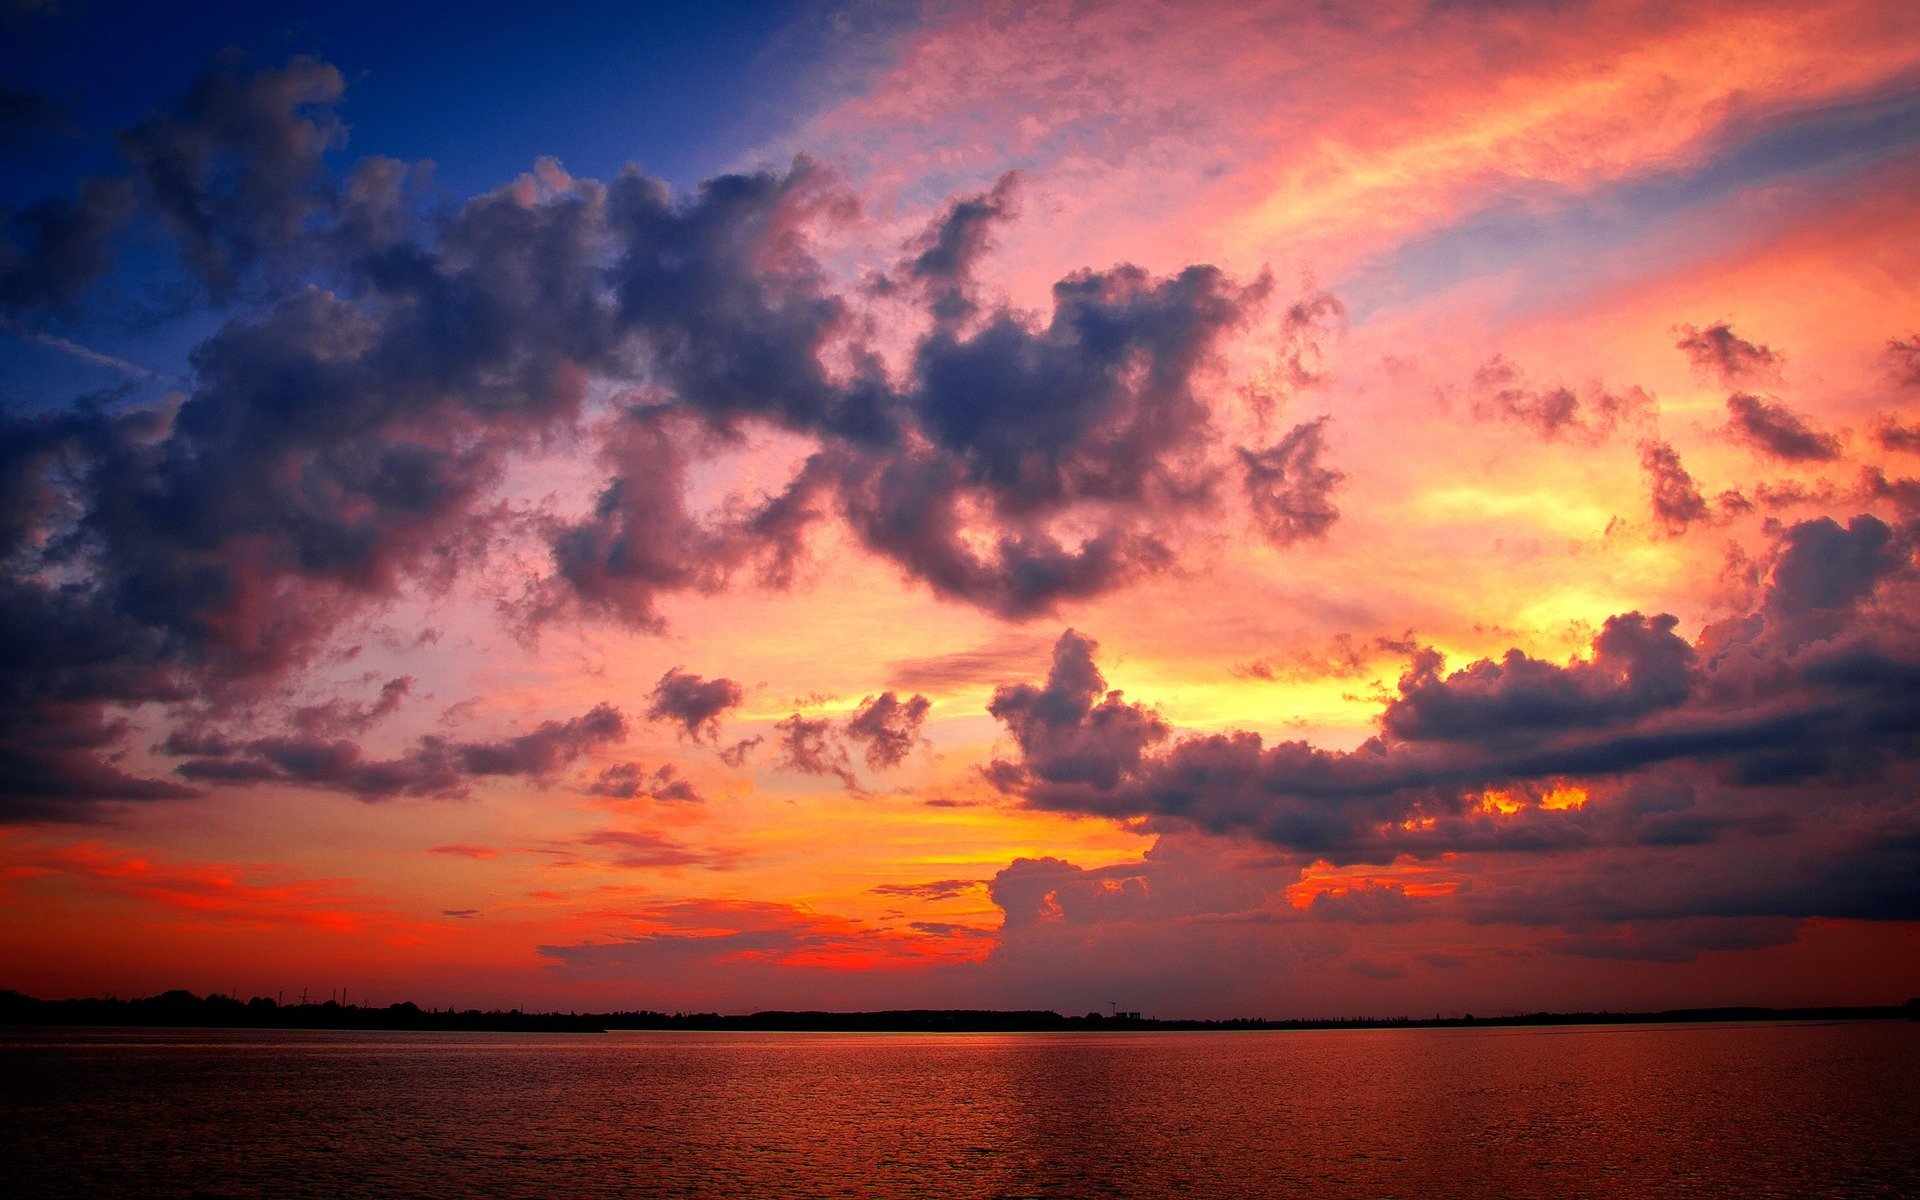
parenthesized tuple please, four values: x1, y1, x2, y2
(5, 1021, 1916, 1198)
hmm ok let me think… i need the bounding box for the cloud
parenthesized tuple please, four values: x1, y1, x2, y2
(1676, 322, 1780, 383)
(117, 52, 346, 294)
(173, 703, 627, 801)
(773, 712, 857, 790)
(987, 629, 1169, 792)
(12, 840, 409, 935)
(1889, 336, 1920, 388)
(824, 261, 1269, 619)
(1469, 357, 1651, 443)
(576, 828, 719, 870)
(1381, 614, 1693, 746)
(1, 177, 136, 312)
(1877, 417, 1920, 454)
(289, 676, 412, 737)
(884, 633, 1053, 693)
(0, 572, 202, 821)
(1237, 633, 1420, 683)
(872, 878, 984, 901)
(718, 736, 763, 768)
(643, 667, 743, 743)
(1638, 439, 1711, 535)
(585, 761, 703, 804)
(983, 513, 1920, 907)
(1239, 417, 1343, 547)
(0, 75, 63, 153)
(1726, 393, 1842, 462)
(895, 171, 1021, 324)
(1537, 916, 1801, 964)
(843, 691, 931, 770)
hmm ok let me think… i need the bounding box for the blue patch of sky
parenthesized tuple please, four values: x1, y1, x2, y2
(1338, 82, 1920, 324)
(2, 0, 920, 408)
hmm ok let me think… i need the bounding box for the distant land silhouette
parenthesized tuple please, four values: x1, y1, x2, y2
(4, 989, 1916, 1034)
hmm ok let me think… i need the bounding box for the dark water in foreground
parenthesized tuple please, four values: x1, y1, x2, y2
(4, 1021, 1917, 1198)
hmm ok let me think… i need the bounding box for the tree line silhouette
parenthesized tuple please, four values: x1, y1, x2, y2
(3, 989, 1914, 1033)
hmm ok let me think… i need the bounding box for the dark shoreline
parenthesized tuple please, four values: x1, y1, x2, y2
(5, 989, 1915, 1034)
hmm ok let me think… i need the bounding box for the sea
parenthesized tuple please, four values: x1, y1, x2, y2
(4, 1020, 1917, 1198)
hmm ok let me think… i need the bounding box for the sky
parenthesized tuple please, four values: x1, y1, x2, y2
(2, 0, 1918, 1019)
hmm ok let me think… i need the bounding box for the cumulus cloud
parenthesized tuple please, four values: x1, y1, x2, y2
(773, 711, 857, 790)
(1470, 357, 1651, 443)
(1638, 439, 1711, 535)
(643, 667, 743, 743)
(984, 513, 1920, 915)
(0, 53, 1319, 822)
(988, 629, 1169, 792)
(1239, 417, 1343, 547)
(1, 176, 135, 312)
(117, 52, 347, 294)
(843, 691, 931, 770)
(895, 171, 1021, 324)
(1676, 322, 1780, 383)
(586, 761, 703, 804)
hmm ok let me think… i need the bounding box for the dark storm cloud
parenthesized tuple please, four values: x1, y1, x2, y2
(1675, 321, 1779, 383)
(174, 703, 626, 801)
(643, 667, 744, 743)
(843, 691, 931, 770)
(985, 514, 1920, 877)
(1725, 393, 1843, 462)
(1762, 512, 1901, 627)
(1239, 417, 1343, 547)
(1638, 439, 1711, 534)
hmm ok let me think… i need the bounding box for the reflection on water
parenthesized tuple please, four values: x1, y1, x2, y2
(4, 1021, 1916, 1198)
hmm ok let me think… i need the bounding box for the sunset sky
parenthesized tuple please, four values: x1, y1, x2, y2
(3, 0, 1918, 1018)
